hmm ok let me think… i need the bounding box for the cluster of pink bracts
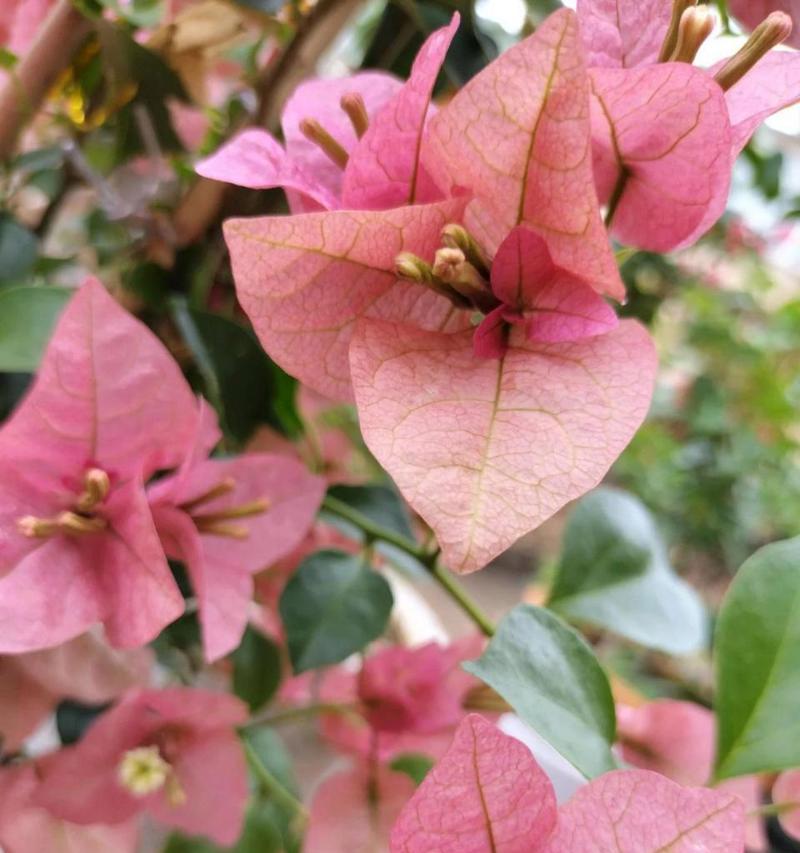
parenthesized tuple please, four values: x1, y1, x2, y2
(2, 0, 800, 850)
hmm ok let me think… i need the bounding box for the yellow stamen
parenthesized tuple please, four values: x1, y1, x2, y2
(118, 746, 171, 797)
(299, 118, 349, 169)
(193, 521, 250, 538)
(669, 6, 715, 63)
(192, 497, 270, 525)
(658, 0, 697, 62)
(17, 515, 60, 538)
(56, 511, 108, 536)
(714, 11, 793, 91)
(165, 774, 187, 807)
(340, 92, 369, 138)
(179, 477, 236, 513)
(75, 468, 110, 513)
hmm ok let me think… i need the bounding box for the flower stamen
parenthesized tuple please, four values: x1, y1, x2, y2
(118, 746, 171, 797)
(433, 248, 497, 314)
(191, 497, 270, 539)
(299, 118, 349, 169)
(714, 11, 793, 91)
(658, 0, 698, 62)
(668, 6, 715, 64)
(179, 477, 236, 513)
(75, 467, 110, 513)
(340, 92, 369, 138)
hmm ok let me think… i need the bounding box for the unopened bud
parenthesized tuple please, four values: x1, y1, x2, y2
(714, 12, 793, 91)
(395, 252, 434, 284)
(298, 118, 349, 169)
(395, 252, 471, 308)
(440, 224, 491, 277)
(433, 248, 497, 314)
(669, 6, 715, 63)
(340, 92, 369, 139)
(659, 0, 697, 62)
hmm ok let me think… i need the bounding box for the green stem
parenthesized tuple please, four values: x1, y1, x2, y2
(747, 800, 800, 818)
(321, 495, 495, 637)
(241, 737, 309, 823)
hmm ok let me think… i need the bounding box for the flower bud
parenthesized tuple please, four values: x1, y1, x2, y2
(441, 224, 491, 277)
(395, 252, 434, 284)
(433, 248, 497, 314)
(340, 92, 369, 138)
(659, 0, 698, 62)
(714, 12, 793, 91)
(298, 118, 349, 168)
(669, 6, 715, 63)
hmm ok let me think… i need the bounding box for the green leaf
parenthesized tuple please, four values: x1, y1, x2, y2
(326, 484, 414, 540)
(548, 488, 707, 655)
(171, 300, 300, 445)
(0, 215, 38, 284)
(232, 627, 282, 712)
(279, 549, 393, 673)
(0, 287, 71, 371)
(464, 604, 617, 779)
(389, 753, 434, 786)
(714, 536, 800, 779)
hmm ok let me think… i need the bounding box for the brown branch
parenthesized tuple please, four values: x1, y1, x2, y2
(173, 0, 367, 246)
(0, 0, 92, 161)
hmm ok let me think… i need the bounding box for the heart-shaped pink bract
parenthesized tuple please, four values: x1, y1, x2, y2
(34, 687, 249, 846)
(391, 715, 747, 852)
(576, 0, 672, 69)
(224, 198, 468, 401)
(351, 320, 656, 573)
(425, 9, 624, 301)
(0, 279, 196, 653)
(590, 62, 732, 251)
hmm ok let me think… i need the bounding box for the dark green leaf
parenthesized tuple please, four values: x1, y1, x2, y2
(714, 536, 800, 779)
(548, 488, 707, 655)
(233, 0, 286, 11)
(464, 604, 617, 779)
(326, 484, 414, 540)
(242, 728, 299, 796)
(171, 300, 300, 445)
(232, 627, 282, 712)
(56, 700, 108, 745)
(280, 549, 393, 673)
(389, 753, 434, 786)
(0, 215, 38, 284)
(0, 287, 71, 371)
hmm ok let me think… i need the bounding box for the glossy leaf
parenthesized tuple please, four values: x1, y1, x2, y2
(0, 215, 38, 284)
(715, 536, 800, 779)
(464, 605, 617, 778)
(232, 627, 282, 712)
(548, 488, 707, 655)
(279, 549, 394, 673)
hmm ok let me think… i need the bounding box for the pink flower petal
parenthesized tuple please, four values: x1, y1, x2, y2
(576, 0, 672, 68)
(0, 279, 198, 483)
(425, 10, 623, 299)
(728, 0, 800, 49)
(491, 227, 618, 343)
(0, 764, 138, 853)
(774, 770, 800, 840)
(224, 199, 468, 401)
(542, 769, 746, 852)
(590, 63, 732, 251)
(282, 72, 404, 204)
(341, 15, 458, 209)
(350, 320, 656, 573)
(152, 505, 252, 663)
(473, 306, 511, 359)
(148, 730, 249, 846)
(390, 714, 557, 853)
(196, 129, 337, 209)
(306, 765, 416, 853)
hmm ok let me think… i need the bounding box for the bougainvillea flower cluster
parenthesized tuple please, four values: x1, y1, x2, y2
(0, 279, 323, 658)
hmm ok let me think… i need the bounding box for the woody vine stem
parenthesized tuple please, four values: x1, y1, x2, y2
(321, 495, 496, 637)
